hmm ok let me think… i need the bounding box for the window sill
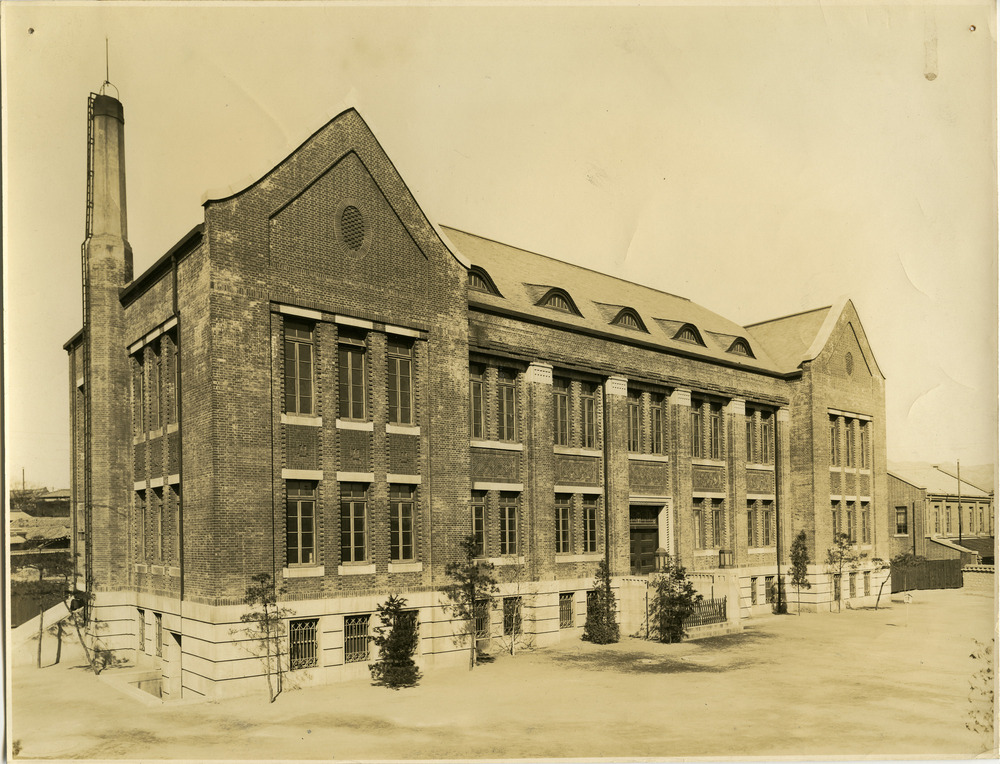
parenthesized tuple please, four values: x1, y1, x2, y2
(553, 446, 602, 457)
(338, 564, 376, 576)
(893, 534, 910, 538)
(134, 564, 148, 573)
(692, 549, 721, 557)
(283, 565, 325, 578)
(471, 439, 523, 451)
(489, 556, 525, 566)
(282, 414, 323, 427)
(628, 453, 670, 463)
(167, 566, 181, 577)
(166, 423, 179, 434)
(149, 428, 164, 440)
(388, 561, 423, 574)
(336, 419, 373, 431)
(555, 552, 603, 563)
(691, 458, 725, 467)
(746, 463, 775, 471)
(387, 424, 420, 436)
(150, 565, 165, 575)
(747, 547, 776, 554)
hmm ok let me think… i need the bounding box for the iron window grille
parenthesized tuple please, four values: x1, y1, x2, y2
(764, 575, 776, 604)
(387, 339, 413, 425)
(559, 593, 574, 628)
(474, 600, 490, 640)
(503, 597, 522, 636)
(848, 573, 857, 599)
(750, 577, 758, 605)
(340, 483, 368, 563)
(344, 614, 370, 663)
(586, 589, 599, 619)
(286, 481, 316, 565)
(154, 613, 163, 658)
(389, 484, 415, 561)
(832, 574, 842, 601)
(284, 319, 315, 416)
(289, 618, 319, 670)
(137, 609, 145, 654)
(863, 571, 871, 596)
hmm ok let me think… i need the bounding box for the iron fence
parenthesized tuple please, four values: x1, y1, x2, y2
(682, 596, 728, 629)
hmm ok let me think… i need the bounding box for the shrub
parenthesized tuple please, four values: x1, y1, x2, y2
(583, 559, 619, 644)
(369, 594, 421, 689)
(648, 557, 702, 643)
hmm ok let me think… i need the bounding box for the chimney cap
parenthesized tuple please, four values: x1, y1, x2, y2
(92, 93, 124, 124)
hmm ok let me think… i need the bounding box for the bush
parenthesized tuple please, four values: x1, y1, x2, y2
(369, 594, 421, 689)
(583, 559, 619, 644)
(648, 557, 702, 643)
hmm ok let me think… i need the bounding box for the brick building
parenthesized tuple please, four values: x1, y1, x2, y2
(66, 91, 890, 699)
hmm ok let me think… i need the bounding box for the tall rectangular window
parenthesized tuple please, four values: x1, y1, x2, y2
(845, 421, 856, 467)
(583, 497, 598, 553)
(153, 487, 164, 561)
(387, 338, 413, 425)
(862, 504, 870, 543)
(499, 493, 519, 556)
(934, 508, 940, 533)
(169, 334, 179, 425)
(691, 403, 704, 458)
(338, 332, 367, 420)
(765, 575, 776, 604)
(286, 481, 316, 566)
(711, 500, 724, 548)
(747, 503, 757, 547)
(846, 503, 855, 542)
(627, 390, 641, 452)
(859, 422, 869, 468)
(581, 382, 597, 449)
(709, 403, 723, 459)
(172, 485, 182, 564)
(344, 614, 370, 663)
(389, 484, 415, 561)
(651, 394, 665, 455)
(863, 571, 871, 596)
(693, 500, 706, 549)
(471, 491, 486, 558)
(559, 593, 574, 629)
(340, 483, 367, 563)
(895, 506, 907, 535)
(763, 501, 773, 546)
(136, 490, 146, 561)
(945, 505, 952, 533)
(134, 356, 145, 434)
(553, 377, 570, 446)
(503, 597, 522, 636)
(474, 600, 490, 639)
(284, 320, 315, 416)
(832, 504, 840, 537)
(470, 365, 484, 439)
(745, 413, 755, 463)
(750, 577, 758, 605)
(761, 412, 774, 464)
(555, 494, 572, 554)
(830, 417, 840, 466)
(149, 343, 162, 431)
(498, 370, 517, 441)
(289, 618, 319, 670)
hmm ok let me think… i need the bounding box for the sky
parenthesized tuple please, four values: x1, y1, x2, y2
(2, 1, 997, 491)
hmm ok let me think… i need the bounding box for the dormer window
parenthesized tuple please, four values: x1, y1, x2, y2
(537, 288, 580, 316)
(727, 338, 755, 358)
(674, 324, 704, 346)
(468, 267, 501, 296)
(611, 308, 647, 332)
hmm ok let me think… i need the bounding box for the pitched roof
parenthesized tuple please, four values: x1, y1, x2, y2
(944, 537, 995, 558)
(442, 226, 786, 374)
(745, 306, 833, 370)
(889, 465, 992, 499)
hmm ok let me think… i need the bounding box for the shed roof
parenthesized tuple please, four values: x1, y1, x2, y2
(889, 465, 991, 499)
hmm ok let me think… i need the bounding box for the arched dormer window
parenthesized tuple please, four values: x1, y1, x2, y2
(674, 323, 705, 346)
(537, 288, 581, 316)
(727, 338, 755, 358)
(468, 267, 501, 296)
(611, 308, 647, 332)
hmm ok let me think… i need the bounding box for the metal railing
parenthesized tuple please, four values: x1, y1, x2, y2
(683, 596, 728, 629)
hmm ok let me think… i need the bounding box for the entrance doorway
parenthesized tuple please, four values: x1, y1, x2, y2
(629, 506, 660, 574)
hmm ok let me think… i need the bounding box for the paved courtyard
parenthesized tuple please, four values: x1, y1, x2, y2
(10, 587, 996, 760)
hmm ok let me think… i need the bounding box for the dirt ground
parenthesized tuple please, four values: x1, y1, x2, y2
(9, 588, 997, 760)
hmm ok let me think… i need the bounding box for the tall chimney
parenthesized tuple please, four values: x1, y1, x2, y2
(80, 90, 133, 596)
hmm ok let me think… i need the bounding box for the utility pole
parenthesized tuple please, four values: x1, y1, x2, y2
(957, 460, 963, 546)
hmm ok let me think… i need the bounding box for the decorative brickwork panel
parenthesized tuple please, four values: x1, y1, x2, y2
(746, 469, 775, 495)
(859, 473, 870, 496)
(629, 461, 668, 494)
(339, 429, 371, 473)
(167, 431, 180, 475)
(286, 425, 320, 471)
(692, 465, 725, 493)
(555, 455, 600, 486)
(134, 441, 145, 481)
(845, 471, 856, 495)
(830, 471, 841, 494)
(471, 449, 519, 483)
(388, 433, 420, 475)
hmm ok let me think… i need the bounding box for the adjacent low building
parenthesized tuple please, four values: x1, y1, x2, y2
(66, 89, 891, 700)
